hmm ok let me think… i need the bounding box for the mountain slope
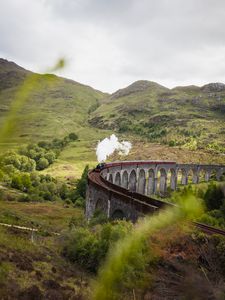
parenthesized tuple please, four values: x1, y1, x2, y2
(89, 80, 225, 152)
(0, 59, 107, 142)
(1, 58, 225, 154)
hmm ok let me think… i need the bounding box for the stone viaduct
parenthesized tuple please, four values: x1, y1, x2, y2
(86, 160, 225, 222)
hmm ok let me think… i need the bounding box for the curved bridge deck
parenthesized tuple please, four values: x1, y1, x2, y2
(86, 161, 225, 236)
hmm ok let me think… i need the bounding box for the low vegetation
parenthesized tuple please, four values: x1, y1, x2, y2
(0, 134, 90, 206)
(63, 220, 132, 273)
(89, 81, 225, 153)
(168, 182, 225, 229)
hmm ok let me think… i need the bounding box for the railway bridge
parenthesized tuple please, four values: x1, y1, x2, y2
(86, 160, 225, 222)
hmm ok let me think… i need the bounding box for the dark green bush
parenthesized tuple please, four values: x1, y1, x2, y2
(37, 157, 49, 170)
(68, 132, 78, 141)
(204, 183, 224, 211)
(0, 152, 36, 173)
(59, 183, 69, 200)
(11, 173, 32, 192)
(168, 140, 176, 147)
(71, 165, 89, 202)
(89, 209, 108, 226)
(64, 227, 103, 272)
(63, 221, 132, 272)
(74, 196, 85, 208)
(210, 235, 225, 276)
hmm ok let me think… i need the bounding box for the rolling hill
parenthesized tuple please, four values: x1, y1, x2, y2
(89, 80, 225, 152)
(0, 58, 107, 143)
(0, 59, 224, 174)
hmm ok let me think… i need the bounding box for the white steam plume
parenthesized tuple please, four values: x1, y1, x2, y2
(96, 134, 132, 162)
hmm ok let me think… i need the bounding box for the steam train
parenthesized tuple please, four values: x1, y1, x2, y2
(95, 163, 106, 172)
(94, 160, 176, 172)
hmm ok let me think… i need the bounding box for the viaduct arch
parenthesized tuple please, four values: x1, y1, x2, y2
(86, 160, 225, 221)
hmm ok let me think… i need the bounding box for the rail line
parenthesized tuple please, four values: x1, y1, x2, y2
(88, 169, 225, 237)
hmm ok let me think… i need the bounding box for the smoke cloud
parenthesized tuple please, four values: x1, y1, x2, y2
(96, 134, 132, 162)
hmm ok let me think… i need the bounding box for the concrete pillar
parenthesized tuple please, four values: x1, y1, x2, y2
(154, 177, 158, 194)
(107, 199, 111, 218)
(181, 171, 188, 185)
(159, 175, 167, 195)
(85, 186, 96, 221)
(216, 169, 223, 181)
(171, 174, 177, 190)
(147, 176, 155, 195)
(115, 172, 121, 186)
(205, 170, 211, 182)
(192, 172, 199, 184)
(144, 178, 148, 195)
(137, 170, 146, 194)
(129, 170, 137, 192)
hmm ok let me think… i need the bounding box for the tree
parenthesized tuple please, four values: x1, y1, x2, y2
(1, 152, 36, 172)
(11, 175, 23, 190)
(44, 151, 56, 164)
(19, 155, 36, 172)
(38, 141, 50, 149)
(37, 157, 49, 170)
(204, 183, 224, 211)
(59, 183, 69, 200)
(21, 173, 32, 191)
(71, 165, 89, 202)
(68, 132, 78, 141)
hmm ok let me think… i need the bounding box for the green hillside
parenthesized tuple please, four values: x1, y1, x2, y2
(0, 59, 224, 177)
(89, 80, 225, 152)
(0, 58, 107, 143)
(1, 59, 224, 154)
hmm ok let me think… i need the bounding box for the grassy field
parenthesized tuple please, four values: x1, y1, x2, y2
(40, 126, 113, 178)
(0, 199, 84, 232)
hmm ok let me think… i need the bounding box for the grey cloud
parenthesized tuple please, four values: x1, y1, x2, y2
(0, 0, 225, 92)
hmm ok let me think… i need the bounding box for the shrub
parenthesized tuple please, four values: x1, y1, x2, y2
(11, 175, 22, 190)
(59, 183, 69, 200)
(69, 215, 86, 229)
(44, 151, 56, 164)
(71, 165, 89, 201)
(63, 221, 133, 272)
(37, 140, 50, 149)
(74, 197, 85, 208)
(68, 132, 78, 141)
(210, 235, 225, 276)
(37, 157, 49, 170)
(168, 140, 176, 147)
(63, 227, 102, 272)
(89, 209, 108, 226)
(204, 183, 224, 211)
(18, 194, 32, 202)
(0, 152, 36, 173)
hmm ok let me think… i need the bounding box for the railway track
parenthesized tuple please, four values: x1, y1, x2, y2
(88, 169, 225, 237)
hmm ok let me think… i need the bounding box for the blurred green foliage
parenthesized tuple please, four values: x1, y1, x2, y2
(92, 195, 203, 299)
(63, 220, 133, 273)
(169, 183, 225, 229)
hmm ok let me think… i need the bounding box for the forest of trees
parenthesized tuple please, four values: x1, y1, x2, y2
(0, 133, 88, 206)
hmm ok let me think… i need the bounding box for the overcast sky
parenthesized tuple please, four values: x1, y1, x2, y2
(1, 0, 225, 92)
